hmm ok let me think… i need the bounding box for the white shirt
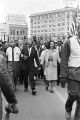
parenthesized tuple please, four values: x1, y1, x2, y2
(28, 47, 32, 57)
(68, 36, 80, 67)
(6, 46, 21, 61)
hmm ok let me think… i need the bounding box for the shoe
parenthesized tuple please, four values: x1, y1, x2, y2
(5, 104, 19, 114)
(45, 86, 48, 91)
(24, 89, 28, 92)
(56, 83, 60, 86)
(50, 89, 54, 93)
(65, 111, 71, 120)
(32, 90, 36, 95)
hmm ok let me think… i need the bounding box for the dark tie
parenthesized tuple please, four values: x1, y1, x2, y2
(12, 47, 14, 62)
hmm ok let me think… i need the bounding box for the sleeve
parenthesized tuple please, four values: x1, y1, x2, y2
(40, 51, 45, 65)
(6, 48, 8, 56)
(60, 39, 70, 79)
(57, 51, 61, 63)
(34, 50, 40, 67)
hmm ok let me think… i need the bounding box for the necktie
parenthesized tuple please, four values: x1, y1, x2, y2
(12, 47, 14, 62)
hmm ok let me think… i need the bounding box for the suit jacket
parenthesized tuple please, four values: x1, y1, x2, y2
(20, 45, 40, 71)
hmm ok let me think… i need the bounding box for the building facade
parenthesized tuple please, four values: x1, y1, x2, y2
(0, 14, 28, 42)
(30, 7, 76, 42)
(0, 23, 9, 42)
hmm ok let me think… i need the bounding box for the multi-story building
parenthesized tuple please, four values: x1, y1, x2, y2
(0, 14, 28, 42)
(0, 23, 9, 42)
(30, 7, 77, 42)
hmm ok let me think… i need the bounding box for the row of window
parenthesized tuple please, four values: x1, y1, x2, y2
(31, 11, 70, 21)
(10, 29, 26, 35)
(31, 20, 70, 30)
(31, 27, 68, 33)
(31, 13, 71, 23)
(31, 16, 70, 25)
(32, 32, 65, 37)
(31, 21, 67, 29)
(31, 17, 67, 24)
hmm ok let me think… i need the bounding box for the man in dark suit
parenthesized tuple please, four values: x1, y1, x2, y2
(21, 40, 40, 95)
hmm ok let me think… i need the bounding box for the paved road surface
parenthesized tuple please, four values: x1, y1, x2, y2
(2, 80, 75, 120)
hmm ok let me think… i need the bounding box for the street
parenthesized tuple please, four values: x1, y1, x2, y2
(2, 79, 75, 120)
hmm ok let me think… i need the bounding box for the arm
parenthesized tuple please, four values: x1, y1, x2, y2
(34, 50, 40, 67)
(60, 39, 70, 79)
(40, 51, 45, 65)
(21, 47, 28, 61)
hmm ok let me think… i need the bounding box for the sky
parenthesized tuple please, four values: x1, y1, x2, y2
(0, 0, 79, 36)
(0, 0, 64, 23)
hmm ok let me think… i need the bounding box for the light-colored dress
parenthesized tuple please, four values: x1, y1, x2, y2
(40, 49, 60, 81)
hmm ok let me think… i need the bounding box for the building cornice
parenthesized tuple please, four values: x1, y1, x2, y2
(29, 7, 76, 17)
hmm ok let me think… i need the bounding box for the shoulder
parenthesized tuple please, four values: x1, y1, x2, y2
(69, 36, 76, 42)
(7, 47, 11, 50)
(0, 53, 5, 62)
(15, 46, 21, 51)
(6, 47, 12, 53)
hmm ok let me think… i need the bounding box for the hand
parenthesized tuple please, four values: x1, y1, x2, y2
(60, 77, 67, 86)
(37, 67, 41, 71)
(23, 55, 28, 60)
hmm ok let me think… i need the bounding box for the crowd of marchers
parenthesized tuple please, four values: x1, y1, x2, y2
(1, 25, 80, 120)
(0, 38, 63, 94)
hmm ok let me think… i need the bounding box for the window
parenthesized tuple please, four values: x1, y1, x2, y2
(37, 16, 41, 20)
(10, 30, 12, 35)
(57, 23, 60, 26)
(67, 22, 69, 26)
(61, 27, 64, 31)
(31, 19, 33, 24)
(17, 31, 19, 35)
(49, 24, 52, 27)
(44, 20, 47, 23)
(49, 14, 52, 18)
(67, 12, 70, 18)
(31, 26, 33, 29)
(44, 29, 47, 32)
(34, 17, 36, 20)
(49, 33, 51, 36)
(13, 30, 15, 35)
(57, 13, 61, 17)
(34, 22, 36, 24)
(67, 27, 69, 30)
(61, 17, 65, 21)
(23, 30, 25, 35)
(20, 30, 22, 35)
(61, 22, 65, 26)
(37, 25, 40, 28)
(31, 30, 33, 33)
(37, 21, 40, 24)
(52, 28, 56, 31)
(41, 30, 43, 32)
(49, 29, 52, 32)
(57, 18, 60, 21)
(49, 20, 52, 22)
(44, 15, 48, 19)
(34, 30, 36, 33)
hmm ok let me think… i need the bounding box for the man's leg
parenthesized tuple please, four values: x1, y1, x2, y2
(29, 71, 36, 95)
(22, 70, 29, 91)
(65, 94, 77, 120)
(74, 97, 80, 120)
